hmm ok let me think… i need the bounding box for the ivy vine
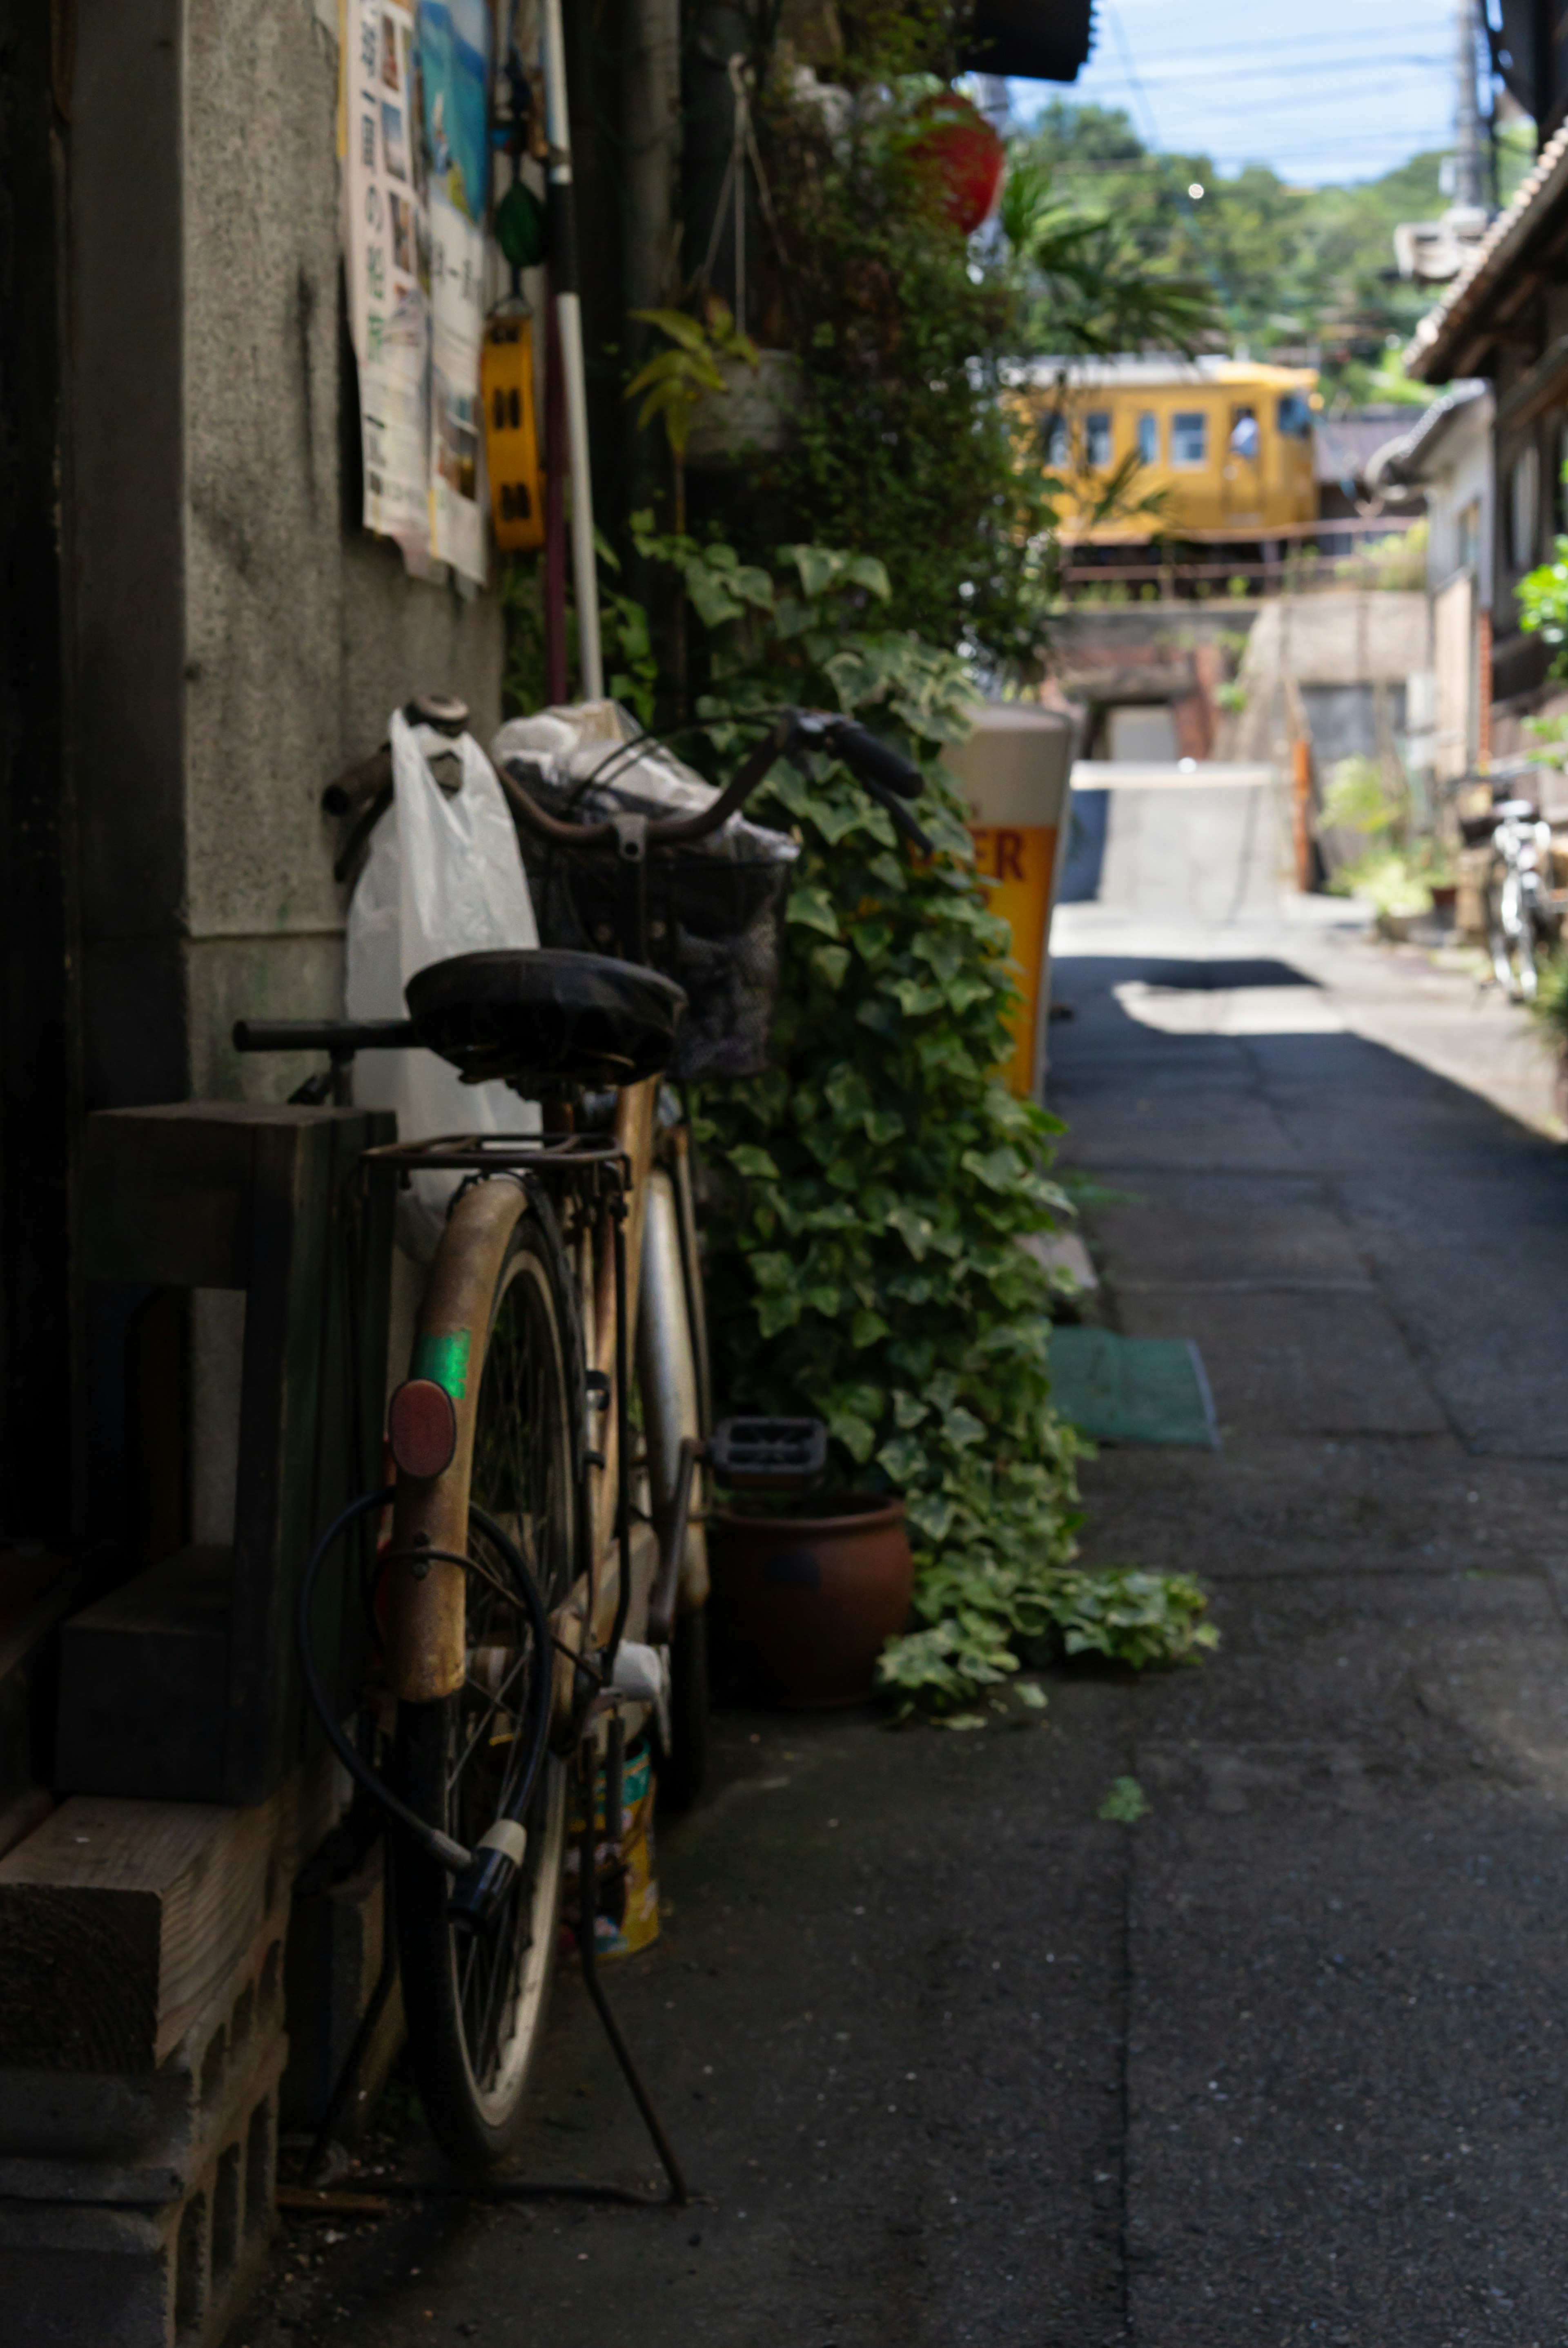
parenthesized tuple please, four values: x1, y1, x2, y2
(634, 526, 1216, 1709)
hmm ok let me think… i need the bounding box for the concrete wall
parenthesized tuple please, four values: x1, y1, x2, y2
(71, 0, 503, 1116)
(1422, 417, 1493, 610)
(1216, 593, 1431, 766)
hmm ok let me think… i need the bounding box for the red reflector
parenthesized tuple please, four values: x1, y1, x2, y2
(388, 1378, 457, 1481)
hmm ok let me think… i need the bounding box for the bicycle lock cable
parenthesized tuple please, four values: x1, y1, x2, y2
(295, 1490, 553, 1880)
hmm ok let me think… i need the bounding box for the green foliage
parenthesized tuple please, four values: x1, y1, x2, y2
(1523, 711, 1568, 765)
(499, 543, 659, 725)
(638, 529, 1215, 1706)
(732, 51, 1218, 679)
(1015, 99, 1451, 395)
(624, 295, 759, 462)
(1098, 1775, 1150, 1824)
(1320, 753, 1448, 913)
(1528, 950, 1568, 1044)
(1320, 754, 1398, 840)
(1517, 524, 1568, 678)
(1334, 517, 1428, 593)
(1000, 151, 1213, 359)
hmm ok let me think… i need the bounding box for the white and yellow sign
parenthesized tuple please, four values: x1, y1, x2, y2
(943, 707, 1076, 1099)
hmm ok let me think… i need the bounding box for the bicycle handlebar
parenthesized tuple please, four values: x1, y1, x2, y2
(499, 707, 931, 856)
(234, 1017, 416, 1055)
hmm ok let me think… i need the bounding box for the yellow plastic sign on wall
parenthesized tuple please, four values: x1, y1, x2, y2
(968, 821, 1061, 1096)
(481, 314, 544, 552)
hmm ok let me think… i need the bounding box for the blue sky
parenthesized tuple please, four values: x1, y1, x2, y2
(1010, 0, 1466, 187)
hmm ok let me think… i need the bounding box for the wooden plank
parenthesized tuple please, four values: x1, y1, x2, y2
(275, 2186, 391, 2216)
(225, 1108, 394, 1802)
(81, 1108, 256, 1289)
(55, 1549, 232, 1801)
(0, 1755, 339, 2072)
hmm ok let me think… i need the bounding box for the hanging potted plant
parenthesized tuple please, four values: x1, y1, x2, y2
(907, 89, 1006, 236)
(624, 293, 762, 534)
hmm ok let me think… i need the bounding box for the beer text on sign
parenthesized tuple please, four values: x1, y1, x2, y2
(968, 824, 1059, 1096)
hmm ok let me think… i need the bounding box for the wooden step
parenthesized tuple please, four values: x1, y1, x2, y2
(0, 1755, 337, 2077)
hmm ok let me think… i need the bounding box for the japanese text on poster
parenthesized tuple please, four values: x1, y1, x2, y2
(339, 0, 490, 586)
(342, 0, 430, 564)
(418, 0, 491, 584)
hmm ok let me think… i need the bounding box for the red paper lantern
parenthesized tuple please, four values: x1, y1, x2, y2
(910, 93, 1006, 236)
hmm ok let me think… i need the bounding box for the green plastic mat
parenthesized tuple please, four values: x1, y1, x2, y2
(1048, 1327, 1218, 1448)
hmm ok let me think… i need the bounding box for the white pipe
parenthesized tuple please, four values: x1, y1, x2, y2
(541, 0, 604, 702)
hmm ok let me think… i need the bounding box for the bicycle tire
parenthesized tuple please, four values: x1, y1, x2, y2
(637, 1169, 710, 1814)
(393, 1202, 581, 2170)
(1517, 898, 1541, 1003)
(660, 1602, 709, 1816)
(1486, 878, 1515, 992)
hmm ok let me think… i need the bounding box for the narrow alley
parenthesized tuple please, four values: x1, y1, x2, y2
(248, 776, 1568, 2348)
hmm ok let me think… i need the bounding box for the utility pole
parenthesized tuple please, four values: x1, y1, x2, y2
(1454, 0, 1483, 212)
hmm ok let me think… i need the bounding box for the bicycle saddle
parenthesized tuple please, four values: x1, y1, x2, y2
(406, 949, 686, 1090)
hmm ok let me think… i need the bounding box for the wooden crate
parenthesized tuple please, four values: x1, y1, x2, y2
(62, 1104, 394, 1805)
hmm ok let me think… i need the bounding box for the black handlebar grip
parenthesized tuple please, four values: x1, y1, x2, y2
(826, 719, 924, 801)
(233, 1017, 417, 1054)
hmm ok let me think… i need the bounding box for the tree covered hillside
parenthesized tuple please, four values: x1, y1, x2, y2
(1015, 100, 1532, 403)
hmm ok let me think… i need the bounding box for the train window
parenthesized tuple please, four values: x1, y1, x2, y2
(1229, 408, 1260, 460)
(1136, 411, 1158, 464)
(1084, 410, 1112, 467)
(1041, 412, 1071, 467)
(1170, 410, 1208, 467)
(1276, 392, 1312, 439)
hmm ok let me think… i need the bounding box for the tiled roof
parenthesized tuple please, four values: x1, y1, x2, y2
(1408, 120, 1568, 380)
(1363, 381, 1490, 487)
(1313, 413, 1425, 485)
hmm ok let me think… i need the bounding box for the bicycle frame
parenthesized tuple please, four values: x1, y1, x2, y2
(379, 1075, 669, 1716)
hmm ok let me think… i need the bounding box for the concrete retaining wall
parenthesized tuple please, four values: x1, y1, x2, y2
(70, 0, 502, 1119)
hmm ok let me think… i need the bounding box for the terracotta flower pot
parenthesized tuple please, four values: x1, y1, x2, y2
(710, 1495, 913, 1708)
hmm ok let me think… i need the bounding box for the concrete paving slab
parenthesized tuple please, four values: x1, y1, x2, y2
(1124, 1289, 1447, 1440)
(1047, 1081, 1305, 1174)
(1076, 1438, 1568, 1584)
(1086, 1168, 1371, 1291)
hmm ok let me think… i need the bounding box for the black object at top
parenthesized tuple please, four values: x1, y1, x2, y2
(959, 0, 1094, 83)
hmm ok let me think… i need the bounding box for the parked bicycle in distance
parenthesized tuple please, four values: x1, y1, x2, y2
(234, 697, 929, 2176)
(1468, 789, 1561, 1003)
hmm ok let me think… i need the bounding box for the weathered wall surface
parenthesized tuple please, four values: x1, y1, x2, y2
(73, 0, 503, 1113)
(1216, 593, 1431, 765)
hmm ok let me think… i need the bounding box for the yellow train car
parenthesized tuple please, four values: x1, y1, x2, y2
(1016, 356, 1320, 541)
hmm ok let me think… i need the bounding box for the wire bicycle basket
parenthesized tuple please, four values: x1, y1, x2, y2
(494, 706, 797, 1081)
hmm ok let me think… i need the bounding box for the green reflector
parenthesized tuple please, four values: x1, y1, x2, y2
(414, 1329, 471, 1401)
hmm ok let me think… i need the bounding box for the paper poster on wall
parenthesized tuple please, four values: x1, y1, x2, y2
(342, 0, 431, 565)
(418, 0, 491, 587)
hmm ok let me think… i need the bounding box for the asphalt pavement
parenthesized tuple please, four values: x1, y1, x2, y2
(246, 780, 1568, 2348)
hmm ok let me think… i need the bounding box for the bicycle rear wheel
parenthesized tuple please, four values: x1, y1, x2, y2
(1517, 900, 1541, 1003)
(394, 1202, 580, 2169)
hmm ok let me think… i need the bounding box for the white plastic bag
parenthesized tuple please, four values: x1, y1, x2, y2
(345, 708, 541, 1257)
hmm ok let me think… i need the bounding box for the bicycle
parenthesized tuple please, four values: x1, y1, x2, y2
(1481, 795, 1559, 1003)
(235, 698, 929, 2177)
